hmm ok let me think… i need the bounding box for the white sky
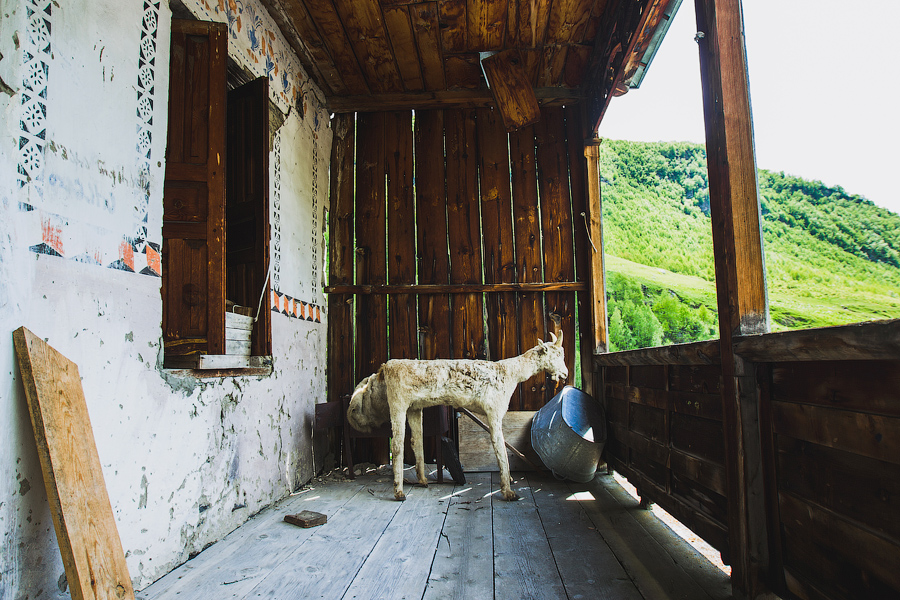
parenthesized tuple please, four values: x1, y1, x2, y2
(597, 0, 900, 215)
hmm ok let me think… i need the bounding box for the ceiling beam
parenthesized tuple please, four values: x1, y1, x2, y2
(326, 86, 584, 113)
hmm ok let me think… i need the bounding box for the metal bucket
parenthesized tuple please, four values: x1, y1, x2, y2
(531, 386, 606, 483)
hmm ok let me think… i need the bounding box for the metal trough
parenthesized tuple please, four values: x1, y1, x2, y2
(531, 386, 606, 483)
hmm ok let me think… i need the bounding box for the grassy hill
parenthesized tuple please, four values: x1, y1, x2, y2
(598, 140, 900, 351)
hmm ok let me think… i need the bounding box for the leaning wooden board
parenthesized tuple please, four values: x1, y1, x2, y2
(13, 327, 135, 600)
(458, 411, 546, 472)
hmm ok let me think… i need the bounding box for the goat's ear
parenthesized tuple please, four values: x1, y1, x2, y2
(554, 330, 563, 347)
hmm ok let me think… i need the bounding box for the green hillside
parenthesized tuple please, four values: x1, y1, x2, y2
(598, 140, 900, 351)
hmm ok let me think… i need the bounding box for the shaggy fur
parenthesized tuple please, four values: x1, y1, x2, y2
(348, 332, 567, 501)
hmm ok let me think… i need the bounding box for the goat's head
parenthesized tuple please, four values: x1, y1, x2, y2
(535, 331, 568, 382)
(347, 370, 390, 433)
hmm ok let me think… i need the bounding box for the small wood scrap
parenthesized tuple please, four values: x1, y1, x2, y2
(284, 510, 327, 528)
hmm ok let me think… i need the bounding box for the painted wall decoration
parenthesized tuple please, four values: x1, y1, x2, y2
(17, 0, 52, 190)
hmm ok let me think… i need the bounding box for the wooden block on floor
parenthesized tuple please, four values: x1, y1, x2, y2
(284, 510, 327, 528)
(458, 411, 545, 472)
(13, 327, 135, 600)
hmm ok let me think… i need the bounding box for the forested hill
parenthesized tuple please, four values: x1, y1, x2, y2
(598, 140, 900, 351)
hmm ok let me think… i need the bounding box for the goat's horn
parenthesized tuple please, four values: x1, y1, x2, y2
(548, 331, 557, 344)
(554, 330, 563, 347)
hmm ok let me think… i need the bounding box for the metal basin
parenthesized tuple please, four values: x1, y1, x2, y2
(531, 386, 606, 483)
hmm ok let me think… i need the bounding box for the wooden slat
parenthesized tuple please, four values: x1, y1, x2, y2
(476, 107, 517, 369)
(509, 123, 545, 410)
(415, 109, 452, 359)
(670, 412, 726, 465)
(546, 0, 596, 44)
(630, 364, 666, 389)
(506, 0, 551, 48)
(326, 86, 585, 112)
(734, 319, 900, 362)
(669, 364, 722, 394)
(332, 0, 403, 93)
(326, 281, 586, 294)
(563, 44, 592, 88)
(422, 473, 493, 600)
(383, 6, 425, 91)
(536, 107, 576, 396)
(386, 110, 417, 359)
(492, 473, 568, 599)
(779, 491, 900, 598)
(771, 401, 900, 465)
(410, 3, 446, 91)
(596, 340, 722, 366)
(536, 43, 568, 87)
(303, 0, 370, 95)
(479, 50, 541, 131)
(771, 359, 900, 417)
(445, 108, 485, 359)
(466, 0, 507, 51)
(776, 436, 900, 543)
(355, 111, 389, 377)
(13, 328, 136, 600)
(439, 0, 467, 52)
(328, 113, 356, 399)
(583, 141, 607, 354)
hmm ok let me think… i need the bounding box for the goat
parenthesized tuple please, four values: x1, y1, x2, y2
(348, 332, 567, 501)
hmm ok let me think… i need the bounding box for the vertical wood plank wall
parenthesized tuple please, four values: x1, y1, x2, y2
(328, 106, 588, 448)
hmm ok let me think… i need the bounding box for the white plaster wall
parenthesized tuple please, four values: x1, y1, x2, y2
(0, 0, 333, 596)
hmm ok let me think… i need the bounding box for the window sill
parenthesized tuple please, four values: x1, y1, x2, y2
(163, 355, 273, 378)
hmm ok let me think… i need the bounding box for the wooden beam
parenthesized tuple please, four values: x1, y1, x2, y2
(326, 86, 584, 112)
(733, 319, 900, 363)
(695, 0, 769, 597)
(480, 50, 541, 131)
(13, 327, 136, 600)
(594, 339, 722, 367)
(325, 282, 588, 295)
(584, 140, 608, 355)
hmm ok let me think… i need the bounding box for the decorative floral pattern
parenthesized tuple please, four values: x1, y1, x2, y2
(17, 0, 52, 188)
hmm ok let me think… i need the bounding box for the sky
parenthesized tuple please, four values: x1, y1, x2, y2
(597, 0, 900, 215)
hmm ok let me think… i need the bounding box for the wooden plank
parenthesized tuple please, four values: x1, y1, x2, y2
(509, 123, 545, 410)
(458, 411, 543, 471)
(141, 482, 368, 598)
(415, 110, 452, 359)
(595, 340, 722, 367)
(226, 480, 406, 599)
(383, 6, 425, 91)
(467, 0, 506, 50)
(536, 107, 576, 397)
(773, 359, 900, 416)
(386, 110, 417, 360)
(326, 86, 585, 112)
(630, 364, 666, 389)
(734, 319, 900, 362)
(479, 50, 541, 131)
(302, 0, 370, 95)
(475, 107, 517, 370)
(671, 412, 726, 465)
(629, 404, 667, 445)
(423, 473, 493, 600)
(563, 44, 592, 88)
(779, 491, 900, 598)
(492, 472, 568, 600)
(13, 327, 136, 600)
(530, 474, 644, 600)
(326, 281, 587, 294)
(328, 113, 356, 400)
(576, 473, 724, 600)
(445, 108, 485, 359)
(670, 448, 727, 497)
(439, 0, 467, 52)
(669, 364, 722, 394)
(410, 3, 446, 91)
(546, 0, 595, 44)
(583, 141, 607, 354)
(776, 436, 900, 543)
(506, 0, 550, 48)
(341, 484, 451, 598)
(536, 43, 568, 87)
(332, 0, 404, 93)
(771, 401, 900, 465)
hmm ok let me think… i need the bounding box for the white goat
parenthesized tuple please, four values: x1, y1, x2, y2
(348, 332, 567, 501)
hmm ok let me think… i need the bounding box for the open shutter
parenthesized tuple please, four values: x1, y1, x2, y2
(162, 20, 227, 366)
(226, 77, 271, 357)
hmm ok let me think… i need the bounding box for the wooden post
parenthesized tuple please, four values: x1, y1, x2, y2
(695, 0, 770, 597)
(583, 140, 608, 355)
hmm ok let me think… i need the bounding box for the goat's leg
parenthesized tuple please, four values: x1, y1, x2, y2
(407, 408, 428, 487)
(390, 406, 408, 501)
(487, 412, 519, 501)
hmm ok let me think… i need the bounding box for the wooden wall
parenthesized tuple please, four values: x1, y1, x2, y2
(599, 340, 730, 560)
(327, 106, 591, 444)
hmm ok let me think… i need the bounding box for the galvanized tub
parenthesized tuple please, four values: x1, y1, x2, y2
(531, 386, 606, 483)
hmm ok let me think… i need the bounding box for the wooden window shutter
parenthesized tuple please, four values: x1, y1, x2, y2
(162, 20, 227, 365)
(226, 77, 271, 357)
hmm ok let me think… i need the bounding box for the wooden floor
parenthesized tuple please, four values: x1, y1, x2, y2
(139, 468, 732, 600)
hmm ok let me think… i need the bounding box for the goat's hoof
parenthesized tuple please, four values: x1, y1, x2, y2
(502, 490, 520, 502)
(394, 490, 406, 501)
(416, 481, 429, 488)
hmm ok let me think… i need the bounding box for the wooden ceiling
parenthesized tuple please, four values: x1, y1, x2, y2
(259, 0, 676, 129)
